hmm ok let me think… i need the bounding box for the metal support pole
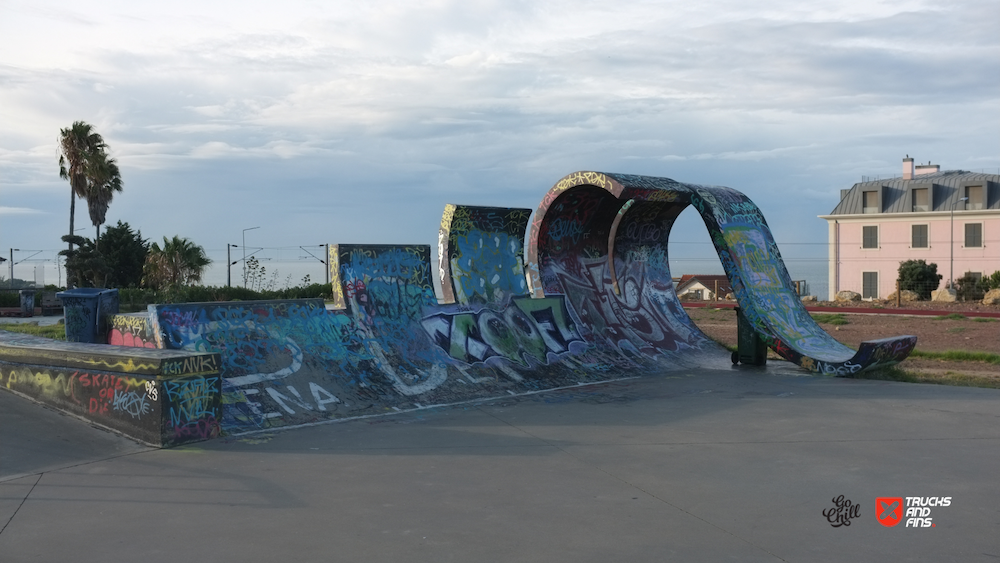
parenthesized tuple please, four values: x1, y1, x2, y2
(227, 244, 231, 287)
(950, 197, 968, 290)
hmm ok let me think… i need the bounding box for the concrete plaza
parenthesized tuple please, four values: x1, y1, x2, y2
(2, 365, 998, 562)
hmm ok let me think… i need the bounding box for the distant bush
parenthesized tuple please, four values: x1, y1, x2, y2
(897, 260, 941, 300)
(0, 291, 20, 308)
(117, 283, 333, 309)
(985, 271, 1000, 291)
(955, 273, 988, 302)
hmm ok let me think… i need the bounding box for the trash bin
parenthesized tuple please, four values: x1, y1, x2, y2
(56, 288, 120, 344)
(732, 307, 767, 366)
(19, 290, 35, 318)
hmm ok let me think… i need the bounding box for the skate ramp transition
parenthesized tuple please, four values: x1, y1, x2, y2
(139, 171, 915, 436)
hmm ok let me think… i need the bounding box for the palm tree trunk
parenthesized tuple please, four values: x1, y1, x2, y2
(68, 188, 76, 252)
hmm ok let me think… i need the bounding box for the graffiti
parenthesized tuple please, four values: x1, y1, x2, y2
(265, 381, 341, 414)
(161, 355, 221, 377)
(112, 389, 152, 418)
(162, 376, 221, 440)
(451, 230, 527, 303)
(145, 380, 158, 401)
(108, 314, 156, 348)
(439, 205, 532, 306)
(422, 296, 583, 366)
(546, 217, 587, 245)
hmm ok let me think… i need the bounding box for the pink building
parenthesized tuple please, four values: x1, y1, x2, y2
(819, 157, 999, 299)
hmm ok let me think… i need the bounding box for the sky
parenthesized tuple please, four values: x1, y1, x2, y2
(1, 0, 998, 298)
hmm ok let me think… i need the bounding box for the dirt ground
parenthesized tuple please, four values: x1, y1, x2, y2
(684, 305, 1000, 379)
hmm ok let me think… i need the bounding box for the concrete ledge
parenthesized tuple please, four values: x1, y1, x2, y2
(0, 330, 222, 447)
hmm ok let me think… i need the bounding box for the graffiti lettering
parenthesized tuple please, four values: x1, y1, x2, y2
(112, 390, 151, 418)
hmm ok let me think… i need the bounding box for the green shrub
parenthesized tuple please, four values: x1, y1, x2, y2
(955, 273, 988, 301)
(897, 260, 942, 300)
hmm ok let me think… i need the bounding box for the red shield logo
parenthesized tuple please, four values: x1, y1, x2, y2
(876, 497, 903, 527)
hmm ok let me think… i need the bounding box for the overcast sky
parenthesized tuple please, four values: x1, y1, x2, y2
(1, 0, 997, 296)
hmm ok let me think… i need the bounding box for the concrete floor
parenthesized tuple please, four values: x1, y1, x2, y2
(2, 366, 998, 562)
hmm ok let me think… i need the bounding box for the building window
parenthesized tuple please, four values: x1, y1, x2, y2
(863, 191, 879, 214)
(966, 272, 983, 283)
(862, 226, 878, 249)
(863, 272, 878, 299)
(911, 224, 928, 248)
(965, 223, 982, 248)
(912, 188, 929, 212)
(965, 186, 983, 210)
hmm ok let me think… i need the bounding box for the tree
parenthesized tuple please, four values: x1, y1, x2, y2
(85, 151, 124, 240)
(142, 236, 212, 290)
(897, 260, 941, 300)
(59, 234, 109, 288)
(98, 221, 149, 288)
(58, 121, 123, 253)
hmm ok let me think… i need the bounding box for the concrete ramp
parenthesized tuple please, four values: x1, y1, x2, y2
(526, 172, 916, 375)
(140, 171, 914, 435)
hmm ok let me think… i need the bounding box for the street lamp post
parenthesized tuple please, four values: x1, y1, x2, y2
(9, 249, 17, 286)
(242, 227, 260, 289)
(950, 197, 969, 290)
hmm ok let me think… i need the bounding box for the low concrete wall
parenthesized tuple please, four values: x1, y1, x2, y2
(0, 330, 222, 447)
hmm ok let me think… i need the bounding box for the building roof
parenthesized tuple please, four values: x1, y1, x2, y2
(675, 274, 733, 295)
(826, 170, 1000, 216)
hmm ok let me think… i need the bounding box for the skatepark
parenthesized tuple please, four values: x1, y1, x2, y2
(2, 172, 997, 561)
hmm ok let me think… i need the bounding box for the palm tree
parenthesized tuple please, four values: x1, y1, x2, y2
(59, 121, 107, 254)
(85, 152, 123, 240)
(143, 236, 212, 289)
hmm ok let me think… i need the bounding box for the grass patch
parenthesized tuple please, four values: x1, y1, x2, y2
(811, 313, 849, 325)
(933, 313, 966, 321)
(909, 349, 1000, 365)
(972, 317, 997, 323)
(0, 322, 66, 341)
(848, 365, 1000, 389)
(945, 326, 968, 334)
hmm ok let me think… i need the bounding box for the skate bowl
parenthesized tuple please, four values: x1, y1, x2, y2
(2, 171, 916, 441)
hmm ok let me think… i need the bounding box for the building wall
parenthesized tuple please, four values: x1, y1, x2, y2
(828, 211, 999, 298)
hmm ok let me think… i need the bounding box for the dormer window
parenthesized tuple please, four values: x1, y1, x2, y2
(863, 191, 879, 214)
(965, 185, 983, 210)
(912, 188, 929, 212)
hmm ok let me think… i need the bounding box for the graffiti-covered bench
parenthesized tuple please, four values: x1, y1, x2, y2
(0, 330, 221, 447)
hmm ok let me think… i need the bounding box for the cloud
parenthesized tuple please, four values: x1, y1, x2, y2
(0, 206, 45, 215)
(0, 0, 997, 292)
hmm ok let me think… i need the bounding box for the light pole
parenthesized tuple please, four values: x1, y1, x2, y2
(9, 249, 17, 287)
(242, 227, 260, 289)
(950, 197, 969, 290)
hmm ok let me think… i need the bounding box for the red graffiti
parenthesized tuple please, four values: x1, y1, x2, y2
(108, 329, 156, 348)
